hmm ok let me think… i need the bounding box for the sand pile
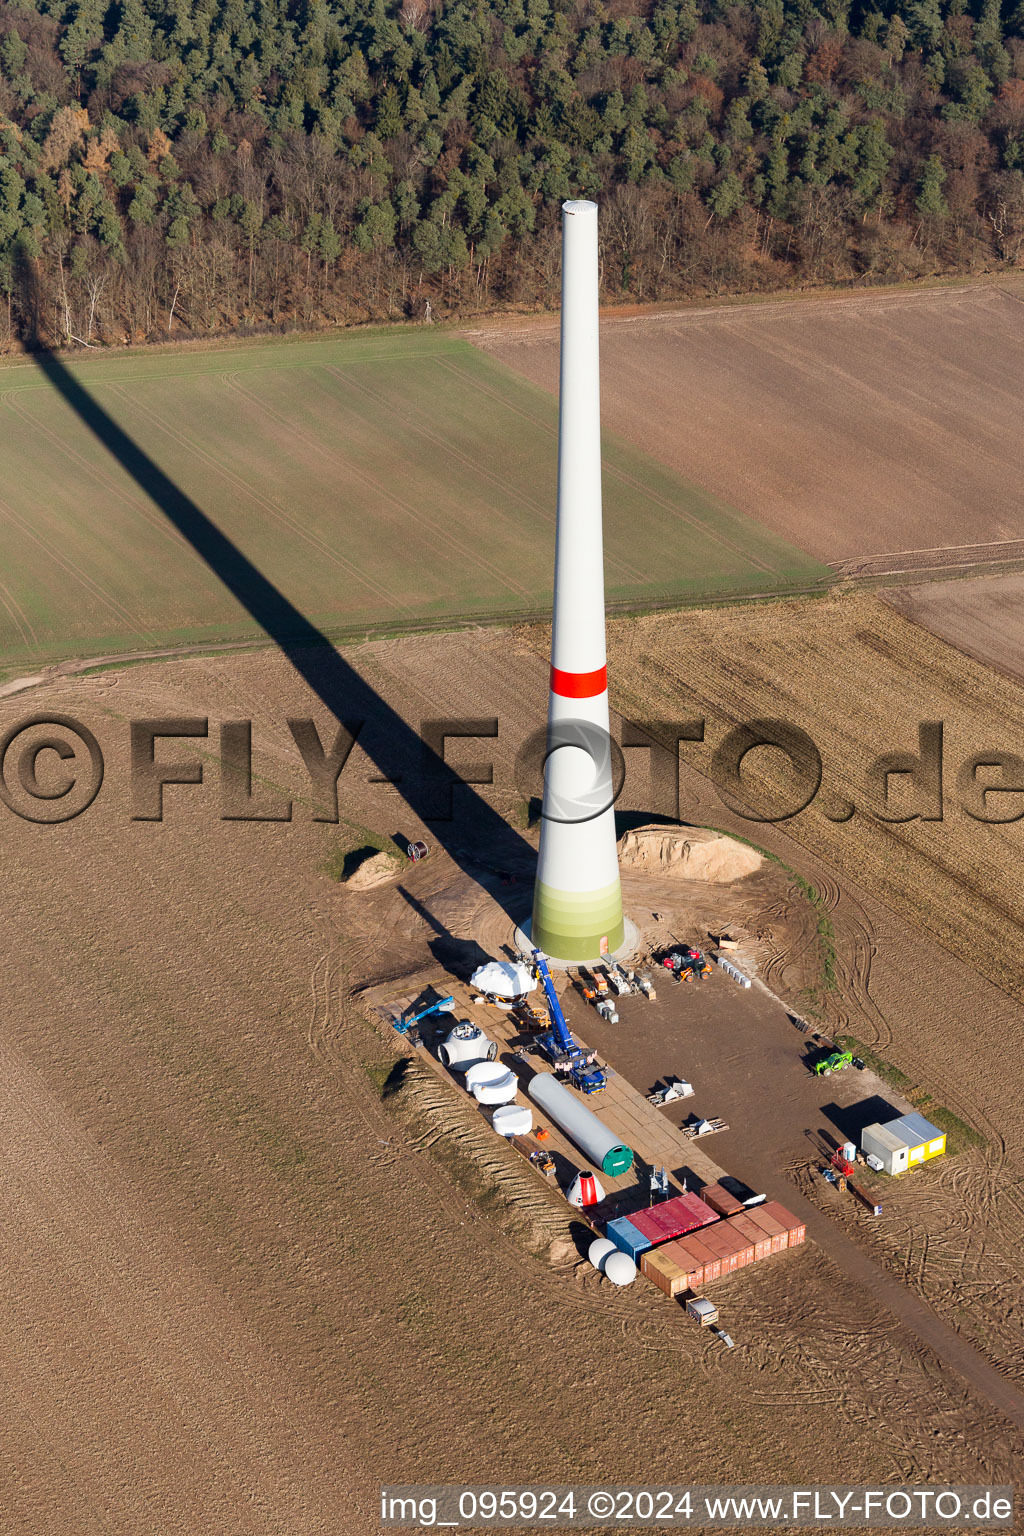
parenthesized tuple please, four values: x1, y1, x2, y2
(618, 825, 762, 883)
(346, 851, 401, 890)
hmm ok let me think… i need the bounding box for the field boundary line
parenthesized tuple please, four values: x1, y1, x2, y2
(440, 358, 801, 581)
(0, 578, 836, 694)
(0, 344, 470, 394)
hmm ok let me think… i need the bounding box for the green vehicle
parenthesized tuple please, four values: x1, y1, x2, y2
(814, 1050, 854, 1077)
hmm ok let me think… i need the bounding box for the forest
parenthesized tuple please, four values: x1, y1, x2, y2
(1, 0, 1024, 345)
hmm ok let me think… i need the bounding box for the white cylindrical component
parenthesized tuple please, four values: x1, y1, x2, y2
(603, 1251, 637, 1286)
(492, 1104, 532, 1137)
(588, 1237, 616, 1271)
(526, 1071, 633, 1177)
(472, 1069, 518, 1106)
(465, 1060, 511, 1090)
(531, 200, 624, 963)
(437, 1025, 497, 1070)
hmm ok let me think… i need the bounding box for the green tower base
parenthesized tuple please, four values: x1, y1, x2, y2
(529, 878, 625, 963)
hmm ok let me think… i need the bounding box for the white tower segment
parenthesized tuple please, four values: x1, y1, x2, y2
(530, 199, 625, 963)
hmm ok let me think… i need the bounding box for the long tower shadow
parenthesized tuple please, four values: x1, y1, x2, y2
(17, 270, 533, 889)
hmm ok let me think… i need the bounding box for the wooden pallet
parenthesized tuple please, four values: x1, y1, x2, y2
(682, 1117, 729, 1139)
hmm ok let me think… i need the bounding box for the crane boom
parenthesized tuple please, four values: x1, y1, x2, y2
(532, 951, 574, 1054)
(530, 950, 606, 1093)
(393, 995, 455, 1035)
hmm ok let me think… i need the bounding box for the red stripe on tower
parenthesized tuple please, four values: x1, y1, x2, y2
(550, 664, 607, 698)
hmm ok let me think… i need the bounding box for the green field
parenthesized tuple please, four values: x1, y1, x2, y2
(0, 329, 829, 671)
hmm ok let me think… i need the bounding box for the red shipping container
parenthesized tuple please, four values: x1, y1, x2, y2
(693, 1225, 728, 1257)
(629, 1192, 719, 1244)
(700, 1225, 749, 1273)
(744, 1205, 787, 1239)
(729, 1237, 756, 1269)
(674, 1235, 719, 1283)
(627, 1208, 671, 1244)
(699, 1181, 745, 1218)
(697, 1231, 735, 1274)
(663, 1239, 704, 1288)
(721, 1224, 757, 1268)
(680, 1234, 716, 1276)
(727, 1213, 772, 1262)
(706, 1224, 747, 1259)
(762, 1201, 806, 1246)
(675, 1191, 720, 1227)
(690, 1247, 721, 1283)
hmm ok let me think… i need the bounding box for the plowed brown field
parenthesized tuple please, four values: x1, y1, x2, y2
(0, 627, 1021, 1530)
(886, 571, 1024, 685)
(470, 283, 1024, 565)
(603, 591, 1024, 1016)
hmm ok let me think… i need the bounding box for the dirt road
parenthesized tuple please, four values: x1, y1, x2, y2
(566, 950, 1024, 1438)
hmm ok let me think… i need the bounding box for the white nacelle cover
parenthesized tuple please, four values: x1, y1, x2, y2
(470, 960, 537, 998)
(491, 1104, 532, 1137)
(467, 1062, 518, 1105)
(588, 1237, 616, 1271)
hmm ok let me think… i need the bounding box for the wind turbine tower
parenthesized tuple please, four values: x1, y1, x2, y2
(529, 199, 627, 964)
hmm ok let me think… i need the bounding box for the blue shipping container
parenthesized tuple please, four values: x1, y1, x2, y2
(606, 1215, 652, 1262)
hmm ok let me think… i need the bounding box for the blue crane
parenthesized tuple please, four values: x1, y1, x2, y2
(393, 995, 455, 1036)
(531, 950, 606, 1094)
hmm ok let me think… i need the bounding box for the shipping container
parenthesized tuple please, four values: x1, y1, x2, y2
(699, 1226, 748, 1273)
(744, 1205, 786, 1239)
(605, 1215, 652, 1263)
(743, 1207, 788, 1255)
(678, 1234, 717, 1280)
(633, 1205, 685, 1242)
(668, 1255, 704, 1288)
(761, 1200, 806, 1246)
(727, 1212, 772, 1262)
(669, 1239, 709, 1288)
(692, 1225, 726, 1257)
(640, 1244, 694, 1297)
(699, 1181, 744, 1218)
(629, 1192, 718, 1245)
(627, 1208, 670, 1244)
(730, 1237, 756, 1269)
(673, 1236, 717, 1284)
(675, 1191, 720, 1229)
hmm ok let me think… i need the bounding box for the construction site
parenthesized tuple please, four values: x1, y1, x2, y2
(2, 198, 1023, 1531)
(377, 853, 929, 1345)
(363, 204, 977, 1356)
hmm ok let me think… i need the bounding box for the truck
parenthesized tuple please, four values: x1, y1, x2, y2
(813, 1050, 863, 1077)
